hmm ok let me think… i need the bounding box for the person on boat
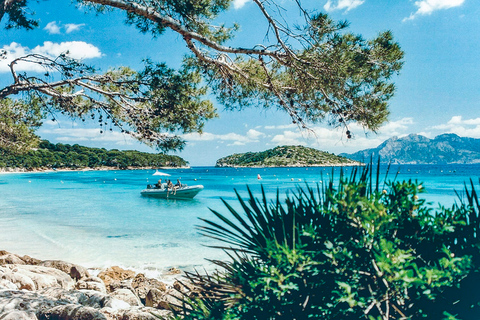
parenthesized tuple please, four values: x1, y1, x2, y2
(175, 179, 182, 188)
(156, 179, 163, 189)
(172, 179, 182, 195)
(167, 180, 174, 190)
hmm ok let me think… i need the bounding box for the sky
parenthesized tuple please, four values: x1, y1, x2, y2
(1, 0, 480, 165)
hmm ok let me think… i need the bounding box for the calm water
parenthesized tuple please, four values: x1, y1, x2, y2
(0, 164, 479, 278)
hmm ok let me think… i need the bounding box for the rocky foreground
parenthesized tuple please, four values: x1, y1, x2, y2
(0, 250, 191, 319)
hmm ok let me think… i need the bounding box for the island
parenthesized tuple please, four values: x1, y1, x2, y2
(0, 140, 188, 172)
(215, 145, 361, 167)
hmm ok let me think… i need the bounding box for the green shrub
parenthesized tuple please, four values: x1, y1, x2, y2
(174, 165, 480, 320)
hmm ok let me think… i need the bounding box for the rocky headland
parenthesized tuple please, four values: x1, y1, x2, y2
(0, 250, 191, 319)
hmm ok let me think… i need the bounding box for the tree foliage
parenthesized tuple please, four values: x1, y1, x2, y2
(1, 0, 403, 152)
(0, 140, 187, 169)
(173, 165, 480, 319)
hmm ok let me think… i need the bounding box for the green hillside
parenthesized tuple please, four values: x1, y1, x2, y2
(0, 140, 187, 170)
(216, 145, 360, 167)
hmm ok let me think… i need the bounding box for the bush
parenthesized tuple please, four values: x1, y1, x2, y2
(174, 165, 480, 320)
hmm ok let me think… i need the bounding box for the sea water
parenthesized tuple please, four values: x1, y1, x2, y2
(0, 164, 479, 278)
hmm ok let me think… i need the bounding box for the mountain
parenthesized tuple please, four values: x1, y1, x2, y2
(216, 145, 361, 167)
(341, 133, 480, 164)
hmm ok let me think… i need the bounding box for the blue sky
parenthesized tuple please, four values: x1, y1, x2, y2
(1, 0, 479, 165)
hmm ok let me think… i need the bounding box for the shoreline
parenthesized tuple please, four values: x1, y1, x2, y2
(0, 166, 191, 174)
(215, 162, 365, 168)
(0, 163, 364, 174)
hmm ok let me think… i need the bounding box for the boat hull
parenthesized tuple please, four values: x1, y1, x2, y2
(141, 185, 204, 199)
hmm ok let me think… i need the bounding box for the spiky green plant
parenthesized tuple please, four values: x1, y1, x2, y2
(173, 164, 480, 320)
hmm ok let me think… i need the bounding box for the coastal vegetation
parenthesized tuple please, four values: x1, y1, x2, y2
(215, 145, 359, 167)
(176, 165, 480, 320)
(0, 140, 187, 170)
(1, 0, 403, 152)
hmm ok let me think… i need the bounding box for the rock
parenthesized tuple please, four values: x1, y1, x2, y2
(0, 278, 17, 290)
(0, 251, 26, 265)
(0, 290, 59, 318)
(0, 264, 75, 291)
(0, 250, 41, 266)
(39, 260, 90, 281)
(40, 304, 107, 320)
(0, 282, 171, 320)
(98, 266, 135, 290)
(22, 255, 42, 266)
(38, 287, 131, 310)
(76, 276, 107, 294)
(145, 288, 164, 308)
(131, 273, 167, 302)
(107, 279, 134, 293)
(80, 290, 110, 309)
(156, 289, 182, 311)
(0, 266, 36, 290)
(102, 306, 171, 320)
(0, 255, 175, 320)
(109, 288, 142, 307)
(145, 287, 183, 311)
(102, 297, 131, 310)
(172, 280, 195, 293)
(165, 267, 181, 275)
(39, 287, 90, 305)
(0, 310, 37, 320)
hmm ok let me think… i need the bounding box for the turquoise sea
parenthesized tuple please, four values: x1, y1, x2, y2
(0, 164, 479, 279)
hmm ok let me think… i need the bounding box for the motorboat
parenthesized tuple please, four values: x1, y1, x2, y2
(141, 184, 204, 199)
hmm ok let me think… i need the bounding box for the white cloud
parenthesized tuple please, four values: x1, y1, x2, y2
(271, 131, 305, 146)
(44, 21, 61, 34)
(65, 23, 86, 34)
(404, 0, 465, 21)
(183, 129, 265, 146)
(33, 41, 101, 60)
(0, 41, 102, 73)
(377, 117, 414, 136)
(264, 124, 297, 130)
(44, 21, 85, 34)
(228, 141, 247, 146)
(429, 116, 480, 138)
(233, 0, 250, 9)
(246, 129, 265, 140)
(324, 0, 365, 12)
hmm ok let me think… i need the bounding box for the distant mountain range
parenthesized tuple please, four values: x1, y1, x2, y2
(341, 133, 480, 164)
